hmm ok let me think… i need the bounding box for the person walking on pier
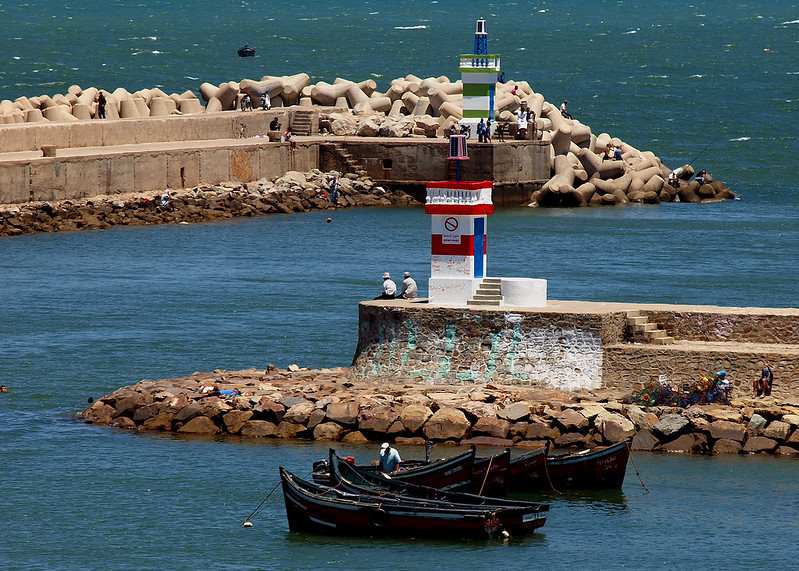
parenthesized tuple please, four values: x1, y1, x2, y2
(374, 272, 396, 300)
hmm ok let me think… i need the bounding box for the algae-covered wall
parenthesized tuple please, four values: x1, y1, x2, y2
(352, 302, 799, 395)
(352, 303, 627, 390)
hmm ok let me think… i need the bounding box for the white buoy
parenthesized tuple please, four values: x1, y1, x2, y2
(243, 521, 254, 528)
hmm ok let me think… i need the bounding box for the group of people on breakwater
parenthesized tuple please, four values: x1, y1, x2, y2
(1, 71, 733, 210)
(0, 170, 418, 238)
(80, 366, 799, 457)
(374, 272, 417, 300)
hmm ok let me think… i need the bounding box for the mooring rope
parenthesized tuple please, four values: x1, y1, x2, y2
(243, 479, 282, 525)
(626, 442, 649, 493)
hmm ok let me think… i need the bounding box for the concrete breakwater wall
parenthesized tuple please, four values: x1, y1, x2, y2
(2, 74, 732, 209)
(352, 301, 799, 394)
(79, 367, 799, 456)
(0, 170, 418, 237)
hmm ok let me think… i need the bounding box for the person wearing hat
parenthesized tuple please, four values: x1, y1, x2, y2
(379, 442, 402, 475)
(399, 271, 417, 299)
(374, 272, 397, 300)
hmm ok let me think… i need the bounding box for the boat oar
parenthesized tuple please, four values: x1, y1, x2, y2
(626, 443, 649, 493)
(242, 479, 282, 527)
(477, 455, 494, 496)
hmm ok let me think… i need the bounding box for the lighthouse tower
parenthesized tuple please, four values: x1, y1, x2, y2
(426, 180, 493, 305)
(459, 18, 500, 138)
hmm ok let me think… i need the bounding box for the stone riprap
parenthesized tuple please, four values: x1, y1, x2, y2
(79, 366, 799, 456)
(0, 170, 418, 237)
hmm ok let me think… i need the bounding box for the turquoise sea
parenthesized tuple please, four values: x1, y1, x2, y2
(2, 1, 799, 569)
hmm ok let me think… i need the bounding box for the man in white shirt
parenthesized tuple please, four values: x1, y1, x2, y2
(400, 271, 417, 299)
(379, 442, 402, 475)
(375, 272, 396, 299)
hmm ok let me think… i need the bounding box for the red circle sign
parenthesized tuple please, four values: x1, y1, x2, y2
(444, 217, 459, 232)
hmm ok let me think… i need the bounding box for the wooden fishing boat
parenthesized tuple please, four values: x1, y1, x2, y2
(469, 447, 512, 496)
(327, 450, 545, 510)
(312, 447, 477, 491)
(545, 441, 630, 489)
(280, 467, 548, 539)
(506, 445, 548, 493)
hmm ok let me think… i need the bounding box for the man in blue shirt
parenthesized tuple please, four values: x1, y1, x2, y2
(379, 442, 402, 475)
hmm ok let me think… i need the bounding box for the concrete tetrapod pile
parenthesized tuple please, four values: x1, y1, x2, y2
(80, 367, 799, 456)
(0, 85, 204, 122)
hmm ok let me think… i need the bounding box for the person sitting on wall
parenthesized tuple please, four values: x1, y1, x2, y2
(602, 144, 614, 161)
(399, 271, 417, 299)
(284, 127, 296, 150)
(269, 116, 280, 131)
(560, 100, 572, 119)
(374, 272, 396, 300)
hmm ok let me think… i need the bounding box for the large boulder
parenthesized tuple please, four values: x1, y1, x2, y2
(595, 410, 636, 443)
(313, 422, 345, 441)
(223, 410, 253, 434)
(423, 407, 471, 441)
(712, 438, 743, 454)
(471, 417, 511, 439)
(630, 429, 659, 451)
(660, 433, 707, 453)
(241, 420, 277, 438)
(747, 413, 768, 435)
(553, 408, 589, 431)
(498, 401, 533, 423)
(400, 405, 433, 433)
(358, 406, 400, 434)
(625, 406, 660, 430)
(283, 401, 315, 425)
(763, 421, 791, 441)
(325, 402, 359, 426)
(742, 436, 778, 453)
(709, 420, 745, 442)
(177, 416, 220, 435)
(654, 414, 690, 439)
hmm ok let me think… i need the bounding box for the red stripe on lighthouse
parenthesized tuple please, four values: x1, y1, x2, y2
(431, 235, 475, 256)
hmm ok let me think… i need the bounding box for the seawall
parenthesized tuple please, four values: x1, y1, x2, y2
(352, 300, 799, 394)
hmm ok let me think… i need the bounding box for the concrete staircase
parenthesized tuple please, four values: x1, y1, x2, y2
(627, 310, 674, 345)
(467, 278, 503, 307)
(322, 142, 367, 177)
(290, 110, 315, 136)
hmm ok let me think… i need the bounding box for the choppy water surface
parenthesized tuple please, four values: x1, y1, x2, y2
(1, 1, 799, 569)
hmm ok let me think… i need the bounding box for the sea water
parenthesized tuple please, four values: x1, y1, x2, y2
(1, 1, 799, 569)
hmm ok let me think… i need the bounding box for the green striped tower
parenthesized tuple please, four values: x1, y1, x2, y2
(459, 18, 500, 138)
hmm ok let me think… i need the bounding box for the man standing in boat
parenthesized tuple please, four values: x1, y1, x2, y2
(379, 442, 402, 475)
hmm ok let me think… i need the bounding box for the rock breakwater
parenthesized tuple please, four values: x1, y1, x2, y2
(0, 170, 418, 237)
(80, 367, 799, 456)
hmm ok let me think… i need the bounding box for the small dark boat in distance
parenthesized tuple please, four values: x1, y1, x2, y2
(237, 45, 255, 57)
(280, 467, 548, 539)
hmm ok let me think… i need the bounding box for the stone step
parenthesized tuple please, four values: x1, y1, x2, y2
(472, 294, 503, 301)
(467, 299, 502, 306)
(652, 336, 675, 345)
(628, 315, 648, 326)
(482, 278, 502, 284)
(477, 284, 501, 292)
